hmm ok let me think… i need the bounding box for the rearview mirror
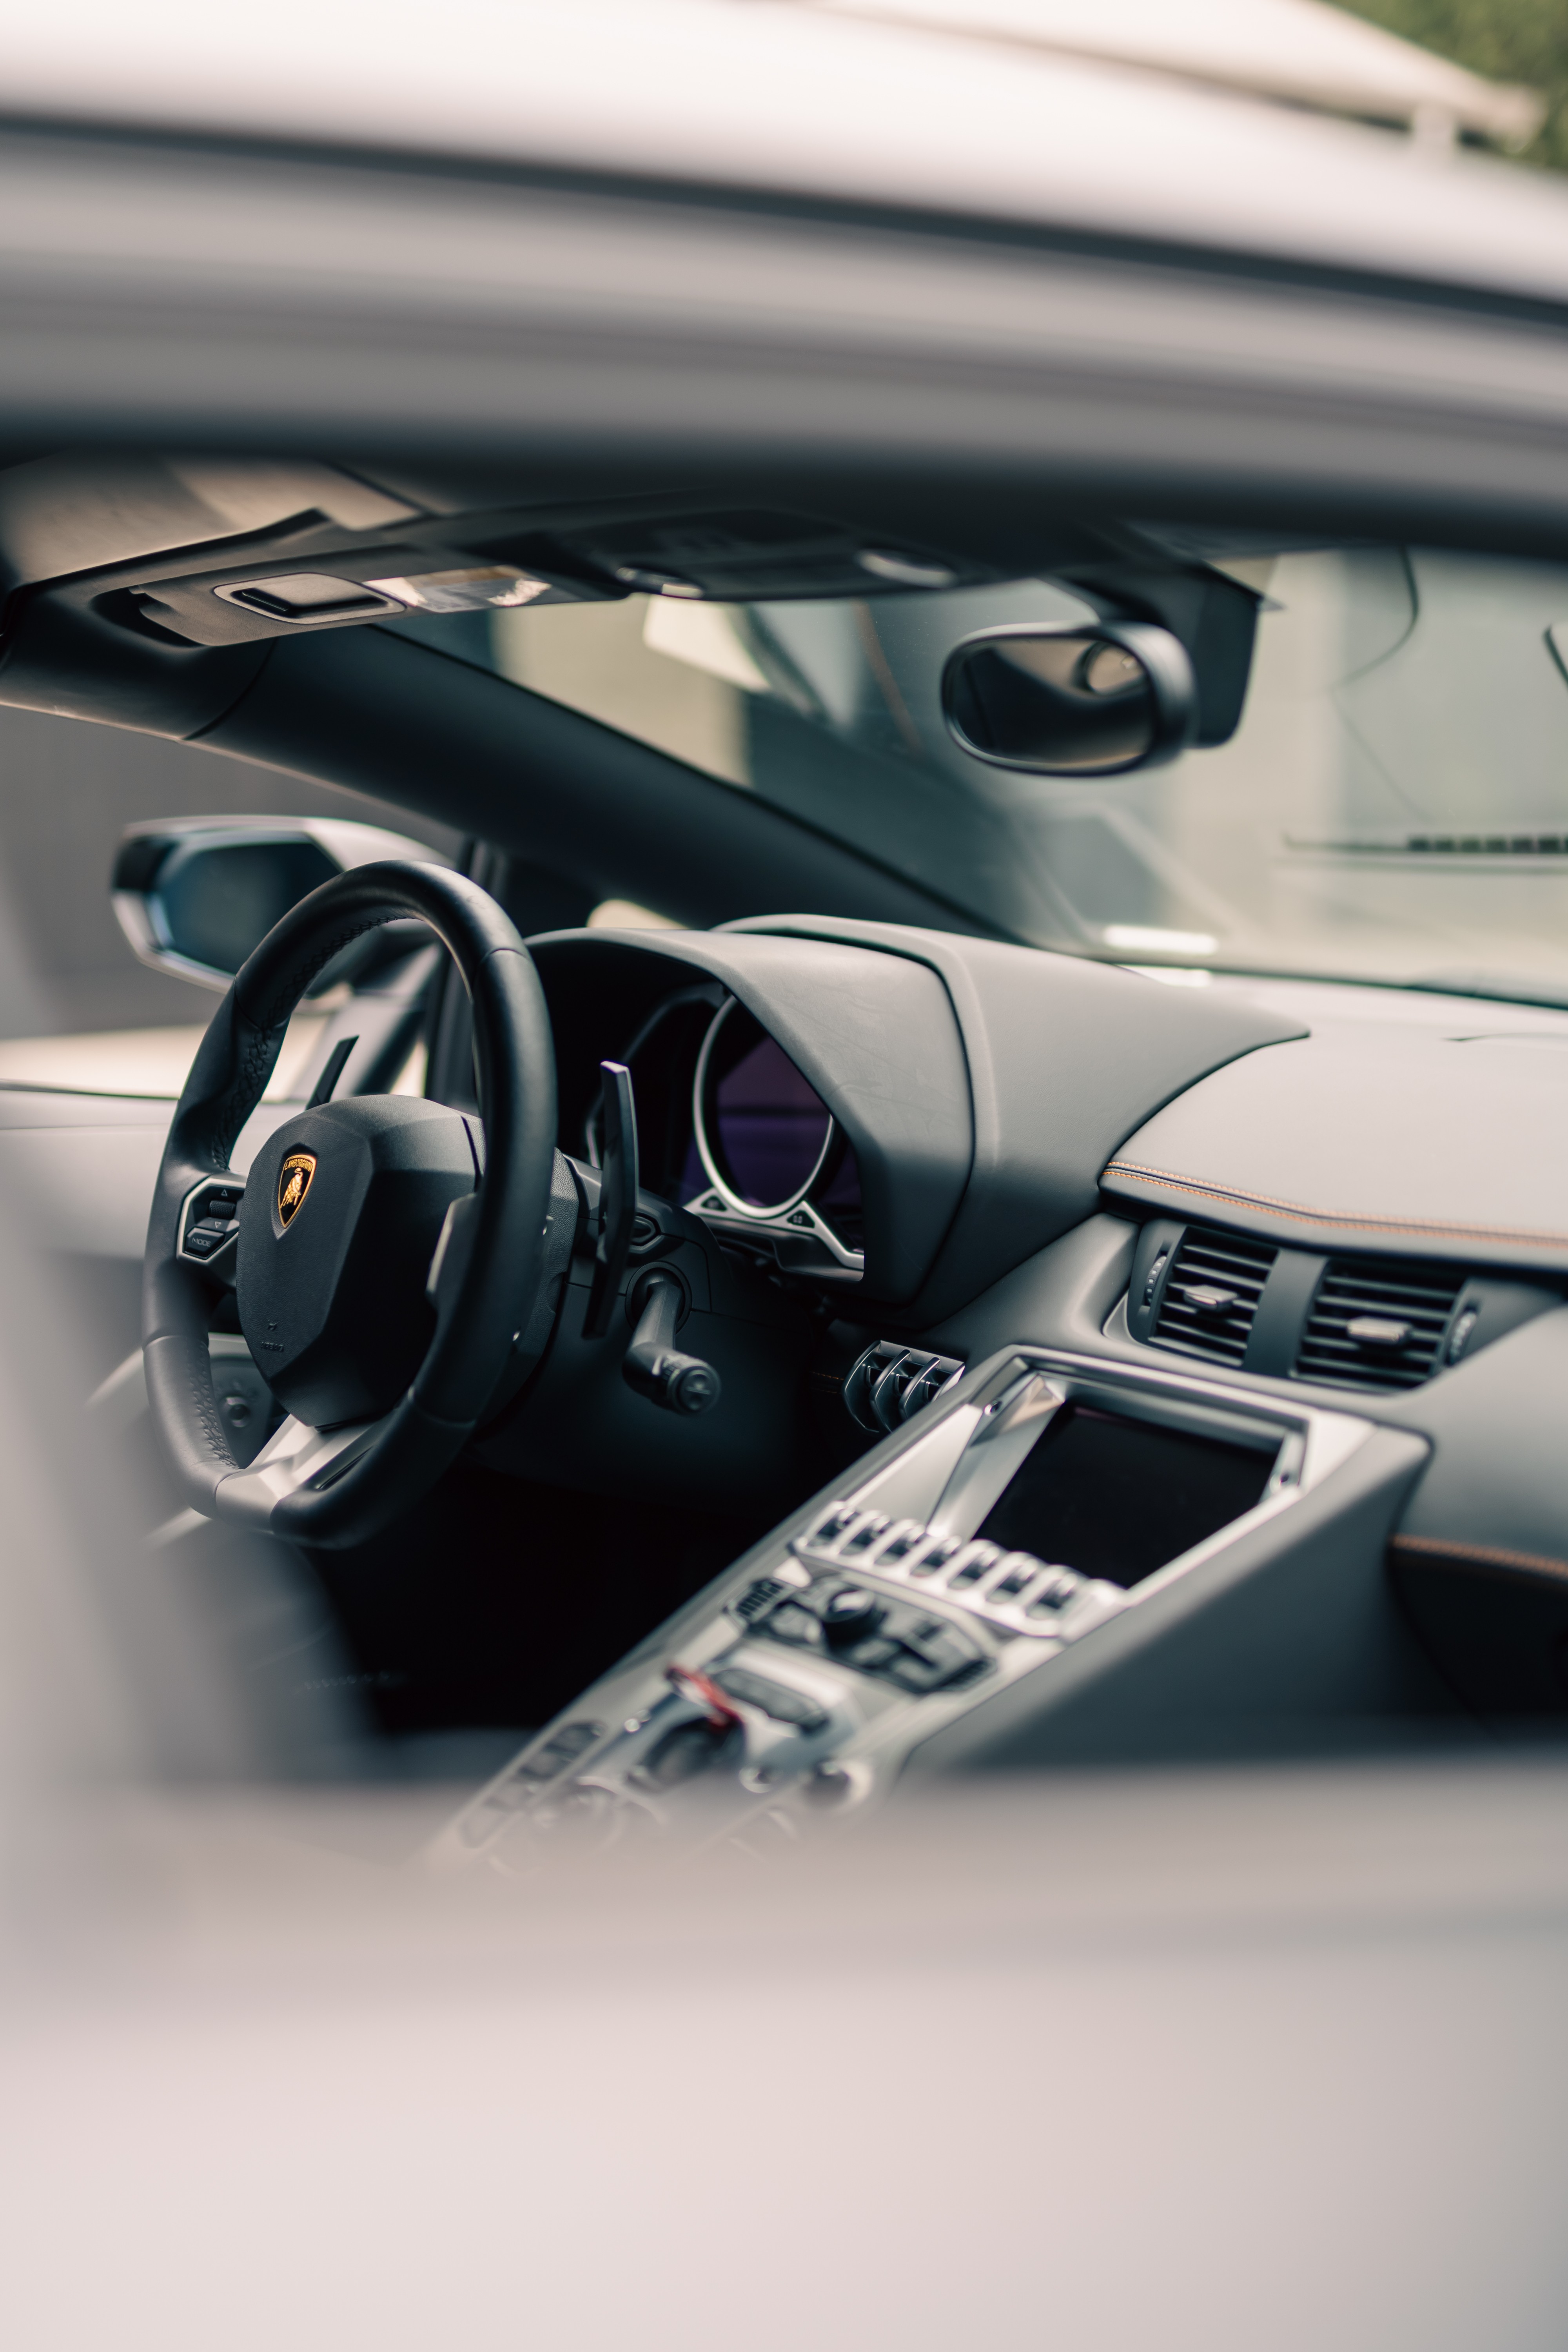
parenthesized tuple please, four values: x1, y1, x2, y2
(112, 817, 444, 991)
(942, 621, 1197, 776)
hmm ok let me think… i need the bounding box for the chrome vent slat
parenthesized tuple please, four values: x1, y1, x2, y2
(1294, 1256, 1465, 1392)
(842, 1339, 965, 1433)
(1139, 1222, 1543, 1396)
(1149, 1225, 1278, 1368)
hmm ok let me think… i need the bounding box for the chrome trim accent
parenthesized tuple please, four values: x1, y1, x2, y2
(683, 1187, 864, 1277)
(926, 1371, 1065, 1535)
(844, 1340, 964, 1431)
(213, 575, 405, 621)
(686, 1002, 865, 1289)
(691, 994, 837, 1220)
(786, 1344, 1375, 1641)
(210, 1410, 379, 1529)
(687, 997, 864, 1277)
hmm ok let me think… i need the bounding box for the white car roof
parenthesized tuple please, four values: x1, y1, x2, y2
(7, 0, 1568, 310)
(805, 0, 1544, 147)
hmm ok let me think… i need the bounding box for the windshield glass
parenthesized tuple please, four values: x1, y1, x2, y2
(406, 545, 1568, 1002)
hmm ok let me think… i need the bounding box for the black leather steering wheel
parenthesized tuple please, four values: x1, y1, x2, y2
(143, 861, 557, 1547)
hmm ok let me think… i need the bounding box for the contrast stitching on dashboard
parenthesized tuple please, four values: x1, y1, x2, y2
(1102, 1160, 1568, 1252)
(1388, 1534, 1568, 1584)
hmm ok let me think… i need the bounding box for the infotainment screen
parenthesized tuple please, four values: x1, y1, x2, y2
(975, 1403, 1278, 1587)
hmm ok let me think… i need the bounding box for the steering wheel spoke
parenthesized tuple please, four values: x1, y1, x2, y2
(212, 1410, 381, 1528)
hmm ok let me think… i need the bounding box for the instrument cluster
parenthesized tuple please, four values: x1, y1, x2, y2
(605, 985, 865, 1284)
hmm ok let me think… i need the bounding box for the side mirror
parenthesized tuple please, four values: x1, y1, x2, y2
(941, 621, 1197, 776)
(111, 817, 444, 991)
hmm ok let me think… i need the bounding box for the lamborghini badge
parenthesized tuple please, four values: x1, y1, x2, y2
(277, 1151, 316, 1228)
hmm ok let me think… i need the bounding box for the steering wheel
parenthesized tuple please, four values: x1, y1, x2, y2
(143, 862, 557, 1547)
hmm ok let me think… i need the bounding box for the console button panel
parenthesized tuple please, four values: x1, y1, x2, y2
(747, 1569, 991, 1694)
(791, 1502, 1109, 1641)
(439, 1345, 1376, 1869)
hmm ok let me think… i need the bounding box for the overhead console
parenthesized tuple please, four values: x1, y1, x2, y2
(0, 450, 1275, 759)
(118, 502, 1011, 648)
(0, 454, 1016, 662)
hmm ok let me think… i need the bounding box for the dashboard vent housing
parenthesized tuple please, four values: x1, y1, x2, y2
(844, 1341, 964, 1434)
(1149, 1225, 1277, 1368)
(1294, 1257, 1465, 1392)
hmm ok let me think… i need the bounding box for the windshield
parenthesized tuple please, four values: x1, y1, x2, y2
(406, 545, 1568, 1003)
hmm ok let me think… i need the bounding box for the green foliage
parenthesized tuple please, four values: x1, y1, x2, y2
(1334, 0, 1568, 168)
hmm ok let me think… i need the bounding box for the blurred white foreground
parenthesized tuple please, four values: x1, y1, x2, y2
(2, 1770, 1567, 2351)
(0, 1175, 1563, 2352)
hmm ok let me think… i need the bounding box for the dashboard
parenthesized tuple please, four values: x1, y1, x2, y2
(29, 897, 1562, 1833)
(436, 916, 1568, 1862)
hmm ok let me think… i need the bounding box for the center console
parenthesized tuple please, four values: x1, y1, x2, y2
(439, 1346, 1375, 1865)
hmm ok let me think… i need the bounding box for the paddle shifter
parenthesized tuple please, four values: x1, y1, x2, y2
(586, 1060, 722, 1416)
(584, 1060, 638, 1337)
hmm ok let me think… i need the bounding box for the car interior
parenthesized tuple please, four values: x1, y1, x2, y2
(7, 447, 1568, 1859)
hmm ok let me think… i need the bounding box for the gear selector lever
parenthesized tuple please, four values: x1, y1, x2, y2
(622, 1270, 722, 1416)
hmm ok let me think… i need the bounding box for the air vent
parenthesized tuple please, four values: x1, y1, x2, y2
(1294, 1257, 1465, 1391)
(844, 1341, 964, 1433)
(1149, 1225, 1277, 1367)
